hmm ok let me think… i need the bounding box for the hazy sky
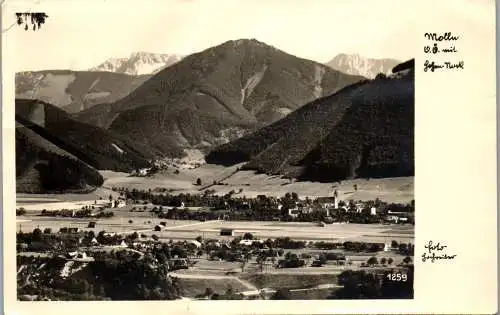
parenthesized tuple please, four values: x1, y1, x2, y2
(3, 0, 495, 72)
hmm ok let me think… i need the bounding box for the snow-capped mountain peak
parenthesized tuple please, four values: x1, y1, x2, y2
(325, 53, 401, 79)
(90, 52, 183, 75)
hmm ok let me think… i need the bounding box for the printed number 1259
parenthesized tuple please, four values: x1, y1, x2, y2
(386, 273, 408, 281)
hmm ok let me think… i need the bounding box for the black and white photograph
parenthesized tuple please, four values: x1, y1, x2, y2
(2, 0, 497, 313)
(13, 0, 412, 302)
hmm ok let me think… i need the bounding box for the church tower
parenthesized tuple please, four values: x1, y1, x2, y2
(331, 189, 339, 209)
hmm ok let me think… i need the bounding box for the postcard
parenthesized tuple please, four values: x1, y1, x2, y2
(2, 0, 497, 314)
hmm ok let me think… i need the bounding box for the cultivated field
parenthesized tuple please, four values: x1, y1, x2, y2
(100, 164, 414, 204)
(16, 164, 414, 241)
(16, 212, 414, 244)
(17, 187, 121, 211)
(16, 164, 414, 299)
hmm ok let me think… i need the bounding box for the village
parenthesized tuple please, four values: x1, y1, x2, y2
(16, 187, 414, 300)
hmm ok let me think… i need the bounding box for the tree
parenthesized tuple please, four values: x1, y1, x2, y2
(43, 228, 52, 234)
(32, 228, 42, 242)
(353, 184, 358, 191)
(204, 287, 214, 298)
(366, 256, 378, 266)
(152, 234, 159, 241)
(211, 293, 220, 300)
(109, 194, 113, 202)
(291, 192, 298, 201)
(380, 257, 387, 265)
(398, 243, 408, 254)
(271, 289, 291, 300)
(196, 178, 202, 186)
(195, 236, 203, 243)
(98, 284, 106, 297)
(391, 240, 399, 248)
(225, 286, 235, 299)
(403, 256, 412, 265)
(15, 13, 49, 32)
(387, 258, 394, 265)
(243, 232, 253, 240)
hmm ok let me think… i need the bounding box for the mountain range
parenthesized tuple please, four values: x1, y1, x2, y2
(89, 52, 183, 75)
(73, 39, 364, 158)
(206, 59, 414, 182)
(15, 70, 151, 113)
(15, 39, 412, 192)
(325, 53, 401, 79)
(14, 52, 183, 114)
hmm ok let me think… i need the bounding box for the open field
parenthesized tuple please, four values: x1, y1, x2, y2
(16, 213, 414, 243)
(241, 273, 339, 290)
(99, 164, 413, 203)
(17, 187, 121, 211)
(16, 164, 414, 300)
(176, 277, 252, 297)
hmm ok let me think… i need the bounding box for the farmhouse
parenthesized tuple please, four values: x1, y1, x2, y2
(59, 227, 79, 234)
(220, 228, 234, 236)
(239, 239, 264, 246)
(110, 199, 126, 208)
(132, 168, 151, 176)
(288, 207, 300, 218)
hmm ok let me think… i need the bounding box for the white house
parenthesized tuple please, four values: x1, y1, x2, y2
(385, 215, 399, 223)
(355, 203, 364, 213)
(139, 168, 150, 176)
(384, 243, 390, 251)
(239, 239, 264, 246)
(370, 207, 377, 216)
(288, 207, 300, 218)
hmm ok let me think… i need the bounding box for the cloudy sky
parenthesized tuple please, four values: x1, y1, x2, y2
(3, 0, 495, 72)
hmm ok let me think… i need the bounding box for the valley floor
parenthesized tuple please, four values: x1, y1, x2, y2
(100, 163, 414, 203)
(15, 164, 414, 300)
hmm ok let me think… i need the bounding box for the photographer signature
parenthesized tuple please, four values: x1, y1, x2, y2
(421, 240, 457, 263)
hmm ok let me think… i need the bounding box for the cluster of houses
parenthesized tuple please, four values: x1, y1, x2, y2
(272, 192, 412, 224)
(130, 168, 152, 177)
(281, 195, 377, 219)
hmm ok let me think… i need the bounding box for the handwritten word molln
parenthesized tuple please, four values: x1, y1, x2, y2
(423, 32, 463, 72)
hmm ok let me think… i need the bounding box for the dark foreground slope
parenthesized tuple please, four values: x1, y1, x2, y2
(17, 253, 180, 300)
(74, 39, 363, 157)
(16, 99, 153, 173)
(206, 60, 414, 182)
(16, 121, 104, 193)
